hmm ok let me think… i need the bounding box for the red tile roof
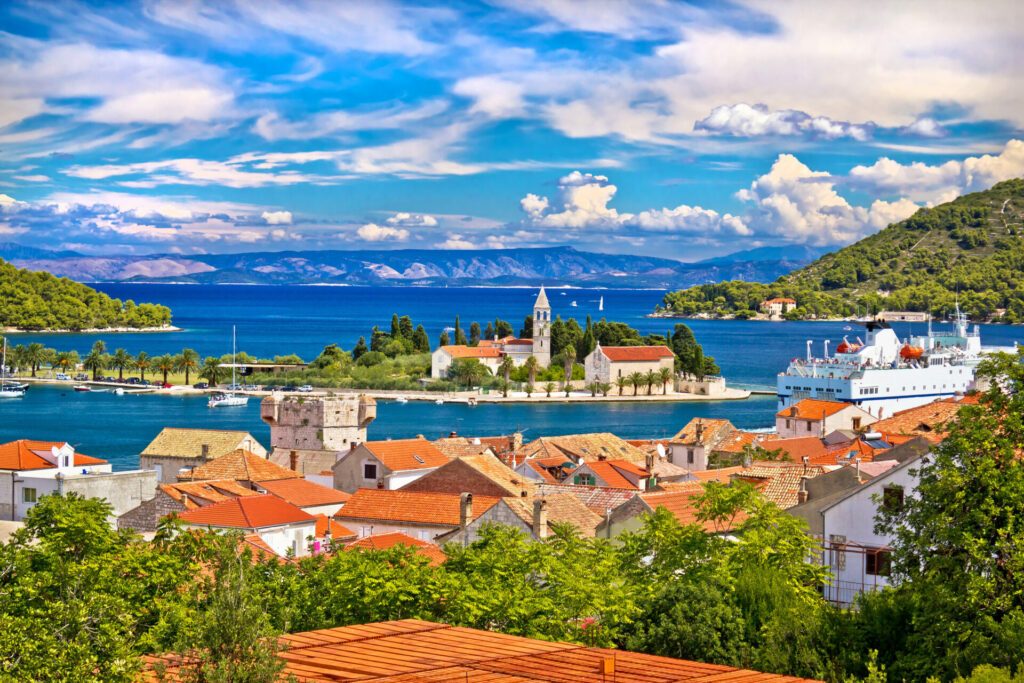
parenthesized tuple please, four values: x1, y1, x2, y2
(179, 449, 300, 482)
(733, 462, 829, 508)
(336, 489, 501, 527)
(765, 436, 829, 463)
(440, 345, 503, 359)
(0, 440, 106, 471)
(690, 465, 746, 483)
(174, 494, 314, 530)
(597, 345, 675, 362)
(872, 398, 962, 443)
(258, 478, 350, 507)
(315, 514, 356, 541)
(346, 532, 446, 566)
(363, 438, 450, 472)
(776, 398, 856, 420)
(144, 619, 821, 682)
(764, 297, 797, 304)
(642, 489, 748, 533)
(576, 460, 648, 490)
(239, 534, 286, 564)
(160, 479, 261, 509)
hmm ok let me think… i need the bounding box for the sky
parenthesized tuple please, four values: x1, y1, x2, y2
(0, 0, 1022, 261)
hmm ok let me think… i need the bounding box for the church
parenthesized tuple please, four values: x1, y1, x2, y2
(430, 287, 553, 379)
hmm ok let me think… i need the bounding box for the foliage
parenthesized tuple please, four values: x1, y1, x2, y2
(0, 258, 172, 331)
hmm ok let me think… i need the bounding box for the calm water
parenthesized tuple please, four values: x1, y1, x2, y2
(3, 284, 1020, 470)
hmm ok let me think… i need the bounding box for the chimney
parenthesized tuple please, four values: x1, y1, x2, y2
(601, 655, 616, 675)
(790, 406, 798, 417)
(797, 476, 809, 504)
(801, 455, 809, 475)
(513, 431, 524, 451)
(695, 420, 704, 441)
(533, 498, 548, 539)
(855, 457, 862, 482)
(459, 492, 473, 528)
(289, 450, 299, 472)
(200, 443, 210, 459)
(645, 453, 654, 472)
(449, 431, 458, 438)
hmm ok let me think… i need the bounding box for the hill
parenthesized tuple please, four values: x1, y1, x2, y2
(0, 258, 172, 331)
(658, 179, 1024, 322)
(0, 245, 822, 289)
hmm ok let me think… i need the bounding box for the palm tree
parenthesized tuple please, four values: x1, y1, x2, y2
(111, 348, 132, 381)
(83, 349, 107, 380)
(154, 354, 176, 385)
(616, 375, 629, 396)
(200, 357, 222, 386)
(134, 351, 151, 381)
(177, 348, 199, 385)
(544, 382, 556, 398)
(562, 347, 576, 397)
(645, 370, 658, 395)
(451, 358, 487, 389)
(91, 340, 107, 355)
(24, 342, 46, 378)
(54, 350, 78, 373)
(586, 382, 600, 397)
(658, 367, 674, 394)
(525, 383, 534, 398)
(8, 344, 27, 375)
(498, 355, 515, 387)
(497, 378, 510, 398)
(629, 371, 645, 396)
(524, 356, 539, 386)
(599, 382, 612, 397)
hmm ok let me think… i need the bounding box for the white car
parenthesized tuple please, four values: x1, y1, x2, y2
(55, 373, 70, 381)
(298, 384, 314, 392)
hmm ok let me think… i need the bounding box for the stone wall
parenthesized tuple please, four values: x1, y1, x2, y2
(262, 395, 376, 451)
(118, 489, 186, 532)
(62, 470, 158, 522)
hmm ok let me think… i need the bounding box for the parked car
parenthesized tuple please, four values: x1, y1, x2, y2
(126, 377, 140, 385)
(193, 382, 209, 389)
(74, 373, 89, 381)
(140, 379, 151, 386)
(161, 382, 172, 389)
(298, 384, 314, 392)
(227, 383, 243, 391)
(55, 373, 70, 381)
(281, 385, 298, 392)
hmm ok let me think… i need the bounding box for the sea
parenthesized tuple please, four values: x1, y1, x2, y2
(3, 284, 1020, 470)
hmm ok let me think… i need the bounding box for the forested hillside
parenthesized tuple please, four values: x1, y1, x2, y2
(0, 258, 171, 330)
(659, 179, 1024, 321)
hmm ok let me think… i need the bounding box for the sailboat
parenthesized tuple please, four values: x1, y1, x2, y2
(598, 296, 604, 312)
(0, 338, 25, 399)
(208, 326, 249, 408)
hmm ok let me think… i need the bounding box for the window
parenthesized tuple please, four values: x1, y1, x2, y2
(882, 485, 905, 513)
(785, 419, 791, 429)
(22, 488, 37, 503)
(852, 417, 862, 430)
(865, 548, 892, 576)
(363, 462, 378, 480)
(687, 448, 695, 465)
(806, 421, 813, 432)
(575, 473, 595, 486)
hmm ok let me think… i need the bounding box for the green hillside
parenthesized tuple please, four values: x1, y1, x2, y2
(659, 178, 1024, 322)
(0, 258, 172, 331)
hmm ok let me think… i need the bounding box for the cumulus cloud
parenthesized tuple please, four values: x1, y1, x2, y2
(901, 117, 947, 138)
(453, 77, 526, 118)
(261, 210, 293, 225)
(356, 223, 409, 242)
(386, 212, 437, 228)
(737, 155, 919, 245)
(695, 104, 874, 141)
(438, 233, 476, 249)
(630, 205, 750, 236)
(846, 139, 1024, 203)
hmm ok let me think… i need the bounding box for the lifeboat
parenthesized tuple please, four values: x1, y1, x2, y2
(900, 343, 924, 360)
(836, 337, 861, 354)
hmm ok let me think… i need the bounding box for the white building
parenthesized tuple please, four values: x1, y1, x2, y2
(174, 494, 318, 558)
(430, 345, 504, 379)
(775, 399, 876, 439)
(760, 297, 797, 319)
(332, 437, 450, 493)
(584, 344, 676, 388)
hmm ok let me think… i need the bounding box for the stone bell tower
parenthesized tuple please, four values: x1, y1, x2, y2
(532, 286, 551, 368)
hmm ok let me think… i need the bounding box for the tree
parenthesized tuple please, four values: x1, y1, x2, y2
(200, 357, 222, 386)
(586, 382, 600, 397)
(450, 358, 487, 388)
(544, 382, 556, 398)
(497, 378, 510, 398)
(469, 322, 481, 346)
(176, 348, 199, 385)
(484, 321, 495, 340)
(644, 370, 658, 395)
(311, 343, 347, 370)
(454, 316, 467, 346)
(352, 336, 369, 360)
(155, 354, 176, 384)
(562, 347, 576, 397)
(54, 350, 78, 373)
(616, 375, 629, 396)
(135, 351, 151, 381)
(519, 316, 532, 339)
(398, 315, 414, 339)
(494, 319, 514, 338)
(24, 342, 45, 378)
(111, 348, 132, 381)
(498, 355, 515, 387)
(524, 356, 539, 386)
(390, 313, 401, 339)
(629, 371, 645, 396)
(84, 347, 107, 381)
(438, 330, 450, 347)
(658, 367, 674, 394)
(525, 383, 534, 398)
(412, 325, 430, 353)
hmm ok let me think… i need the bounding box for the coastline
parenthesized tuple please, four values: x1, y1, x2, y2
(2, 324, 181, 334)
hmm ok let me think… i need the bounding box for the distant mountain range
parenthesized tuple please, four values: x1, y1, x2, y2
(0, 244, 830, 289)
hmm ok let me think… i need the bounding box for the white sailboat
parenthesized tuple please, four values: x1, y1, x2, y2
(598, 296, 604, 312)
(208, 326, 249, 408)
(0, 338, 25, 399)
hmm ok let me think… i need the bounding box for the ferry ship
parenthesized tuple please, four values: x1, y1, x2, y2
(777, 307, 1015, 418)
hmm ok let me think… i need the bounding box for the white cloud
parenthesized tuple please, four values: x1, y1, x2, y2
(737, 154, 919, 245)
(629, 205, 750, 235)
(357, 223, 409, 242)
(64, 158, 334, 188)
(901, 117, 947, 138)
(492, 0, 701, 39)
(261, 210, 293, 225)
(438, 233, 475, 249)
(386, 212, 437, 228)
(253, 100, 448, 141)
(695, 104, 873, 141)
(0, 98, 45, 129)
(846, 139, 1024, 203)
(12, 175, 49, 183)
(453, 77, 526, 118)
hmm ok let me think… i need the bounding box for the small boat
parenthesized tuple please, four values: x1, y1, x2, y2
(209, 325, 249, 409)
(73, 385, 91, 392)
(435, 398, 444, 405)
(843, 325, 853, 331)
(88, 387, 108, 393)
(598, 296, 604, 311)
(570, 300, 578, 307)
(113, 388, 125, 395)
(0, 340, 24, 399)
(395, 396, 408, 404)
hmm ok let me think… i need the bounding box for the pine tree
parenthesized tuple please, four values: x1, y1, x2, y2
(413, 325, 430, 352)
(469, 322, 481, 346)
(352, 336, 368, 360)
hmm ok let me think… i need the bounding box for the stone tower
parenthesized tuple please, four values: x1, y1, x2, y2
(260, 394, 376, 475)
(532, 286, 551, 368)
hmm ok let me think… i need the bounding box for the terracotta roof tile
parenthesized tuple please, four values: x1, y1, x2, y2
(179, 449, 300, 482)
(732, 462, 829, 508)
(160, 479, 261, 506)
(364, 438, 450, 472)
(315, 514, 356, 541)
(504, 495, 603, 536)
(574, 459, 647, 490)
(336, 489, 501, 527)
(0, 440, 106, 471)
(597, 345, 675, 362)
(433, 437, 496, 459)
(141, 428, 262, 459)
(440, 345, 503, 359)
(258, 478, 350, 507)
(642, 489, 749, 533)
(534, 483, 638, 514)
(690, 466, 746, 483)
(517, 433, 650, 465)
(175, 494, 314, 529)
(765, 436, 829, 463)
(872, 398, 962, 443)
(670, 418, 735, 446)
(776, 398, 856, 420)
(346, 532, 446, 566)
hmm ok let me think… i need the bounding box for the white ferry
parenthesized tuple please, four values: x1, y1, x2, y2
(777, 307, 1015, 419)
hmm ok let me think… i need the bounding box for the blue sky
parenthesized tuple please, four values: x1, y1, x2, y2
(0, 0, 1021, 260)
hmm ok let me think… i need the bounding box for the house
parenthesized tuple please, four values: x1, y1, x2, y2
(261, 394, 376, 475)
(787, 438, 931, 606)
(118, 479, 262, 532)
(140, 428, 265, 483)
(515, 432, 652, 466)
(732, 461, 831, 509)
(596, 484, 749, 539)
(667, 418, 737, 470)
(441, 494, 603, 545)
(400, 453, 535, 498)
(584, 343, 676, 387)
(568, 458, 655, 491)
(177, 449, 301, 485)
(430, 345, 504, 379)
(0, 440, 157, 523)
(776, 399, 876, 438)
(871, 397, 966, 443)
(432, 435, 497, 459)
(173, 494, 318, 558)
(332, 437, 450, 493)
(334, 489, 501, 541)
(255, 478, 350, 516)
(144, 619, 823, 682)
(515, 455, 576, 483)
(346, 532, 446, 566)
(760, 297, 797, 318)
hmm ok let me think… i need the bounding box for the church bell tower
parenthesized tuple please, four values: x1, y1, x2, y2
(532, 286, 551, 368)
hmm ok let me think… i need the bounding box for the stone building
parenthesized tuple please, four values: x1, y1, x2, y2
(140, 428, 266, 484)
(260, 393, 376, 475)
(760, 297, 797, 319)
(332, 437, 449, 493)
(583, 344, 675, 387)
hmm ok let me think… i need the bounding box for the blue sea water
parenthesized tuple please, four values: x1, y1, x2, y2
(3, 284, 1020, 470)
